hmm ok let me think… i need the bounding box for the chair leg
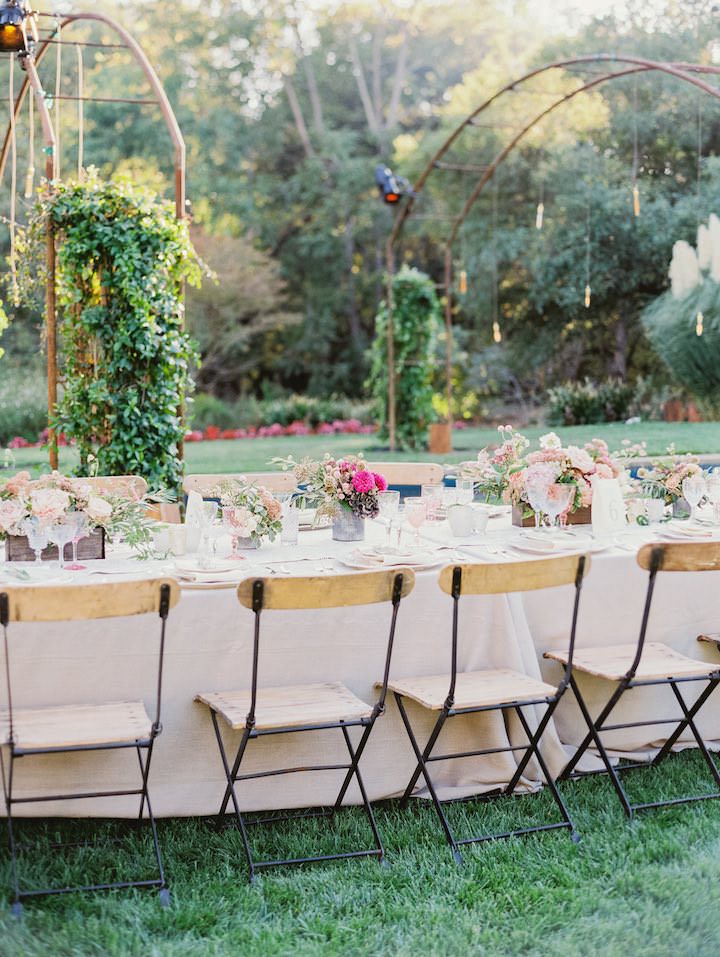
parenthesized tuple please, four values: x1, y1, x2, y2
(338, 723, 384, 862)
(210, 711, 255, 881)
(513, 705, 579, 842)
(333, 722, 374, 811)
(505, 699, 558, 794)
(562, 675, 633, 817)
(394, 693, 462, 863)
(2, 749, 22, 913)
(660, 681, 720, 789)
(652, 678, 720, 768)
(137, 743, 169, 905)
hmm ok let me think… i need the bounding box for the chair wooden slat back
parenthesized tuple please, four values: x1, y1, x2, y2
(365, 462, 444, 487)
(82, 475, 148, 498)
(0, 579, 180, 623)
(438, 555, 591, 596)
(183, 472, 296, 496)
(638, 541, 720, 573)
(237, 568, 415, 610)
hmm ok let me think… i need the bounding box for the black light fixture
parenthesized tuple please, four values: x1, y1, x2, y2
(0, 0, 28, 53)
(375, 163, 413, 204)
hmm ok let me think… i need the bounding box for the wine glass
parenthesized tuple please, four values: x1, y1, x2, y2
(377, 490, 400, 545)
(705, 469, 720, 524)
(404, 497, 427, 547)
(66, 511, 90, 571)
(197, 501, 219, 567)
(682, 474, 706, 523)
(421, 485, 443, 522)
(545, 484, 574, 530)
(48, 520, 74, 570)
(22, 517, 49, 564)
(525, 479, 549, 529)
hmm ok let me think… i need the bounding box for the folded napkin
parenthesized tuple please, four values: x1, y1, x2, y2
(661, 525, 713, 540)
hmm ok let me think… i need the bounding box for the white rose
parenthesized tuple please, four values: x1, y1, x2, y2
(539, 432, 562, 450)
(86, 496, 113, 522)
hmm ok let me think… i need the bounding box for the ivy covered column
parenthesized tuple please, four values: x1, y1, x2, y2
(37, 173, 204, 489)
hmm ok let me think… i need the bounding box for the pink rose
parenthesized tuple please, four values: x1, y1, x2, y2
(352, 470, 375, 494)
(0, 499, 25, 534)
(5, 471, 31, 495)
(29, 488, 71, 525)
(373, 472, 388, 492)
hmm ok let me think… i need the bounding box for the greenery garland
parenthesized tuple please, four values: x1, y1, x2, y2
(26, 173, 205, 489)
(368, 265, 440, 450)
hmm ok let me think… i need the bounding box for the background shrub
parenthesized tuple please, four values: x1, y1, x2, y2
(546, 378, 635, 426)
(0, 365, 48, 444)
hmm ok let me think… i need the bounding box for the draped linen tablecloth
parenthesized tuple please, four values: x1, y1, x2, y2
(3, 519, 720, 817)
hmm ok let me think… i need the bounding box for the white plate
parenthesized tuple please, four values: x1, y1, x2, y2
(338, 549, 445, 571)
(174, 557, 242, 575)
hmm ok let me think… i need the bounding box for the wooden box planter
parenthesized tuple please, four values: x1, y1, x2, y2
(6, 527, 106, 562)
(512, 505, 592, 528)
(428, 422, 452, 454)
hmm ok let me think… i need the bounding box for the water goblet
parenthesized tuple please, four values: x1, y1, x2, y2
(682, 474, 706, 523)
(377, 490, 400, 545)
(404, 497, 427, 547)
(705, 469, 720, 524)
(545, 484, 574, 530)
(66, 511, 90, 571)
(525, 479, 549, 529)
(456, 480, 475, 505)
(421, 484, 443, 522)
(280, 500, 300, 545)
(48, 519, 74, 570)
(22, 517, 49, 564)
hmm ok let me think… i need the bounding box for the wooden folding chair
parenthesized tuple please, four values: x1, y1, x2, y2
(183, 472, 296, 497)
(195, 568, 415, 881)
(365, 462, 444, 498)
(0, 579, 179, 914)
(388, 555, 589, 863)
(548, 542, 720, 817)
(82, 475, 148, 499)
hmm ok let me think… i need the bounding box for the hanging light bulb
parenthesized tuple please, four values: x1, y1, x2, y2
(632, 184, 640, 217)
(584, 284, 591, 308)
(535, 202, 544, 230)
(23, 164, 34, 198)
(0, 0, 27, 52)
(696, 311, 704, 336)
(459, 269, 467, 295)
(492, 321, 502, 343)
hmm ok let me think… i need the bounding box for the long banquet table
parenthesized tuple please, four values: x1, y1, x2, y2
(3, 513, 720, 818)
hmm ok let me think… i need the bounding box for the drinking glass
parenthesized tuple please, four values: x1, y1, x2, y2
(682, 474, 706, 522)
(377, 490, 400, 545)
(404, 497, 427, 547)
(22, 517, 49, 564)
(48, 520, 74, 569)
(421, 484, 443, 522)
(545, 484, 574, 529)
(66, 511, 90, 571)
(197, 502, 219, 567)
(456, 480, 475, 505)
(705, 469, 720, 524)
(525, 479, 548, 529)
(280, 501, 300, 545)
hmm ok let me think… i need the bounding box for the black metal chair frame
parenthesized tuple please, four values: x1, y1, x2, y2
(0, 584, 172, 915)
(558, 546, 720, 816)
(207, 573, 406, 882)
(394, 559, 586, 863)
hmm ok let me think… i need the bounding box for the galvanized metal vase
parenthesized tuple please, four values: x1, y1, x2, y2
(332, 509, 365, 542)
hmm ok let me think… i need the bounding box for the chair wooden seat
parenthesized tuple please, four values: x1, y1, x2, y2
(0, 700, 153, 750)
(545, 641, 720, 682)
(195, 682, 374, 731)
(387, 668, 558, 712)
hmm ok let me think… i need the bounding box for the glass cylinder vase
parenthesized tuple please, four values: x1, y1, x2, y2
(332, 509, 365, 542)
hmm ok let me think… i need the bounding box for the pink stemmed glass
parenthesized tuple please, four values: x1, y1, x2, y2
(404, 498, 427, 547)
(66, 512, 90, 571)
(545, 484, 574, 530)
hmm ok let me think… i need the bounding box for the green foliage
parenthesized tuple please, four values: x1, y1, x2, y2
(546, 378, 636, 426)
(32, 174, 203, 489)
(643, 279, 720, 415)
(189, 392, 373, 431)
(368, 266, 441, 450)
(0, 363, 48, 444)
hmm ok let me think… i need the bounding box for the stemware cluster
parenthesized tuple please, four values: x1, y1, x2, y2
(21, 512, 91, 569)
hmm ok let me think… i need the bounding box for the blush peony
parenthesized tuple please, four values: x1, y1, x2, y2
(0, 498, 25, 534)
(86, 496, 113, 522)
(30, 488, 71, 525)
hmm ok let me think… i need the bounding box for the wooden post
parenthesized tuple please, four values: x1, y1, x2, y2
(443, 248, 454, 451)
(384, 238, 397, 452)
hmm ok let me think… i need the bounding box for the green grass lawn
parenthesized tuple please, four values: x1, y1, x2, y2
(1, 751, 720, 956)
(7, 421, 720, 476)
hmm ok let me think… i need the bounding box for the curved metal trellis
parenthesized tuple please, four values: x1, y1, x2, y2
(0, 9, 186, 468)
(384, 54, 720, 452)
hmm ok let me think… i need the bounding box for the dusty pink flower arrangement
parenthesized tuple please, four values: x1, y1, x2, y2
(273, 455, 386, 520)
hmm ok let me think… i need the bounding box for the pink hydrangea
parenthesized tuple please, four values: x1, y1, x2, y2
(29, 487, 70, 525)
(373, 472, 388, 492)
(352, 470, 375, 494)
(5, 471, 31, 495)
(0, 499, 25, 534)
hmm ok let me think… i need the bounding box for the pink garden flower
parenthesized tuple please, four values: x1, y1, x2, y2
(0, 499, 25, 535)
(29, 487, 71, 525)
(5, 471, 31, 496)
(352, 470, 375, 495)
(373, 472, 388, 492)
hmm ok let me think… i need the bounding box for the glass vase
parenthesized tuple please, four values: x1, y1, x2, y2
(332, 509, 365, 542)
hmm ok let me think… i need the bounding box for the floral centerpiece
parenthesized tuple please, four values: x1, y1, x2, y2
(216, 478, 282, 549)
(458, 427, 627, 525)
(273, 455, 387, 541)
(0, 470, 156, 559)
(635, 446, 703, 508)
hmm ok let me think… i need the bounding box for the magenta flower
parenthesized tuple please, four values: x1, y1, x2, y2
(352, 470, 375, 494)
(373, 472, 388, 492)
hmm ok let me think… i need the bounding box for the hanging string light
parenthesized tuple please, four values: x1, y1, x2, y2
(536, 178, 544, 230)
(696, 311, 704, 336)
(492, 321, 502, 343)
(631, 75, 640, 218)
(491, 174, 502, 342)
(459, 269, 467, 295)
(584, 148, 592, 309)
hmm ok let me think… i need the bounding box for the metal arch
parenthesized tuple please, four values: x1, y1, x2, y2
(382, 55, 720, 451)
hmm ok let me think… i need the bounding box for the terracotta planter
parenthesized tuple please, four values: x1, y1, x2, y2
(428, 422, 452, 455)
(6, 526, 106, 562)
(512, 505, 592, 528)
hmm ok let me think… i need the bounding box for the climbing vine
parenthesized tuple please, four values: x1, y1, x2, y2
(368, 265, 440, 450)
(27, 172, 204, 489)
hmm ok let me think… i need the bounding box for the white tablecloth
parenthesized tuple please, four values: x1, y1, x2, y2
(3, 517, 720, 817)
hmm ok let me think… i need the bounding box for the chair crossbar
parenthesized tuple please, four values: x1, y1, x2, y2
(251, 718, 369, 737)
(601, 717, 683, 731)
(245, 807, 335, 827)
(628, 674, 719, 688)
(630, 792, 720, 812)
(234, 763, 352, 781)
(10, 788, 143, 804)
(456, 821, 572, 846)
(252, 848, 382, 871)
(450, 696, 553, 716)
(11, 739, 153, 757)
(426, 742, 532, 762)
(16, 878, 162, 900)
